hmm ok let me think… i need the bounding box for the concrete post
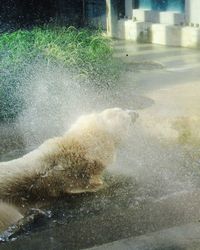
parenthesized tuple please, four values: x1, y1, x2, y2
(125, 0, 133, 19)
(106, 0, 118, 37)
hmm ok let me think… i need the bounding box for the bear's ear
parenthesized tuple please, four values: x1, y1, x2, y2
(100, 108, 121, 121)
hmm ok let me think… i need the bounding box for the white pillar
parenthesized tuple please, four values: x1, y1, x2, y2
(185, 0, 200, 25)
(106, 0, 118, 37)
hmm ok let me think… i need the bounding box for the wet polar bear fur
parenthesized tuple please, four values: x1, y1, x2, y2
(0, 108, 138, 232)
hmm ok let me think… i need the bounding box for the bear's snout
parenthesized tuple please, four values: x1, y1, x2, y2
(126, 109, 139, 123)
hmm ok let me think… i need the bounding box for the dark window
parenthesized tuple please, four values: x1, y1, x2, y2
(0, 0, 84, 30)
(117, 0, 125, 18)
(135, 0, 185, 12)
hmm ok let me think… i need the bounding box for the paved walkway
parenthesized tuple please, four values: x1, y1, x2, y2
(87, 222, 200, 250)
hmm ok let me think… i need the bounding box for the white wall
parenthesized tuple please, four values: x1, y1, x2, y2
(107, 0, 200, 48)
(185, 0, 200, 25)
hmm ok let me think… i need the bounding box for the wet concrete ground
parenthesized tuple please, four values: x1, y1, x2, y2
(1, 41, 200, 249)
(88, 222, 200, 250)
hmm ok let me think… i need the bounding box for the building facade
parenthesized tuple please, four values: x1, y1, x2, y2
(102, 0, 200, 47)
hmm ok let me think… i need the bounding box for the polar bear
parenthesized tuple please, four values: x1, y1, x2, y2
(0, 108, 138, 233)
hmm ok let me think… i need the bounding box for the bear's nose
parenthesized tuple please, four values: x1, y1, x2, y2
(126, 109, 139, 123)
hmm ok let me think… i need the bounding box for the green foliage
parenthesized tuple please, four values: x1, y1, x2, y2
(0, 26, 114, 76)
(0, 26, 118, 122)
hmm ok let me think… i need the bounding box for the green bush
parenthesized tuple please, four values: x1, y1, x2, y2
(0, 26, 118, 122)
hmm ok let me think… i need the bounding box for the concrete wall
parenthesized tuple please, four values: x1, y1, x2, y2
(115, 17, 200, 48)
(185, 0, 200, 25)
(104, 0, 200, 48)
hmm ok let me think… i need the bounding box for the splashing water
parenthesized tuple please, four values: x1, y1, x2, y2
(1, 41, 200, 248)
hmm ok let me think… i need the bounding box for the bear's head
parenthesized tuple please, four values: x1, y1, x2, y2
(67, 107, 138, 148)
(98, 108, 138, 144)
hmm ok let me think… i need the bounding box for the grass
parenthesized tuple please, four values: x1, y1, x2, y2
(0, 26, 119, 122)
